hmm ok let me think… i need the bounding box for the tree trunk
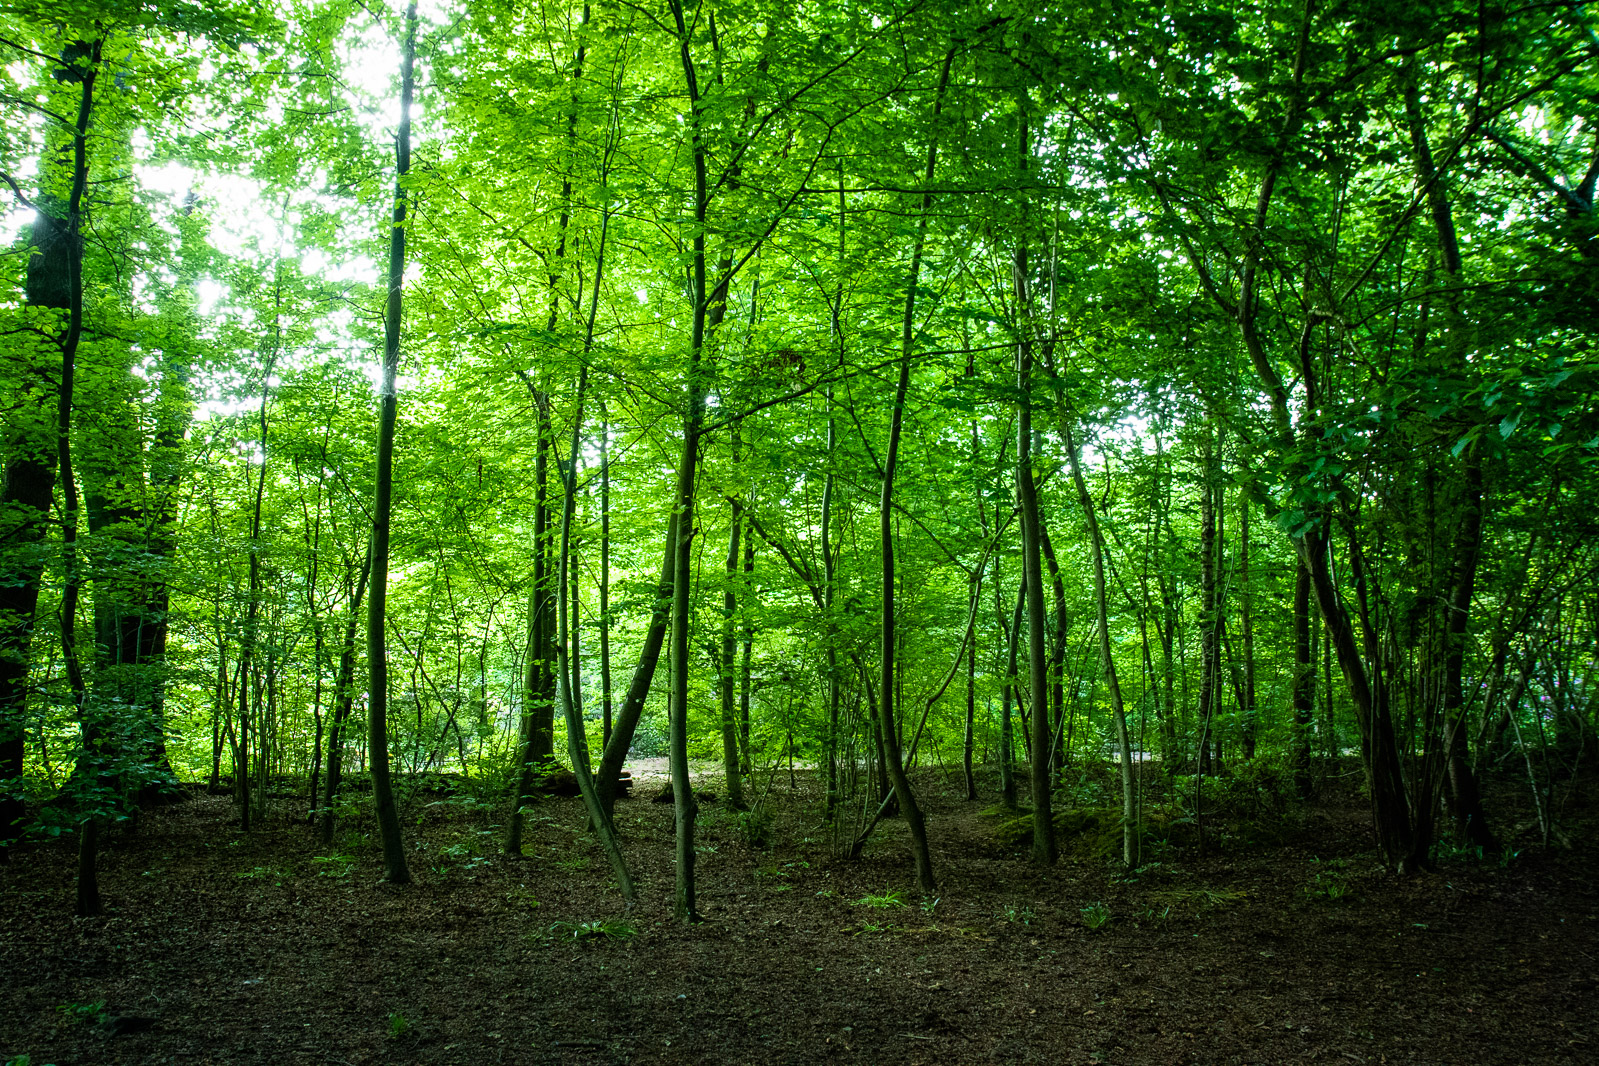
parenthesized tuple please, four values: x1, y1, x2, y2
(365, 1, 417, 886)
(738, 534, 754, 776)
(1065, 426, 1139, 868)
(554, 360, 636, 904)
(0, 67, 86, 853)
(599, 408, 612, 749)
(1300, 529, 1416, 871)
(1196, 451, 1222, 776)
(874, 46, 959, 895)
(1402, 61, 1496, 856)
(594, 511, 676, 818)
(322, 545, 371, 844)
(964, 625, 977, 801)
(665, 0, 709, 920)
(1292, 562, 1315, 798)
(1013, 101, 1054, 865)
(1000, 576, 1023, 809)
(719, 490, 747, 809)
(1238, 495, 1257, 759)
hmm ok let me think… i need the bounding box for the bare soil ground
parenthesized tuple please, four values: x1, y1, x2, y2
(2, 767, 1595, 1066)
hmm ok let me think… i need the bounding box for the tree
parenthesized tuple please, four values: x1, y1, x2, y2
(365, 0, 419, 886)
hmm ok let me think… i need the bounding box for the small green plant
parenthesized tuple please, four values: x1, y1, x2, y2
(311, 852, 356, 878)
(1001, 903, 1036, 925)
(1304, 871, 1350, 901)
(56, 1000, 108, 1026)
(386, 1011, 409, 1039)
(555, 854, 592, 872)
(430, 840, 491, 875)
(853, 887, 907, 909)
(920, 896, 941, 915)
(236, 864, 291, 883)
(1080, 901, 1112, 929)
(504, 885, 541, 909)
(735, 804, 774, 848)
(558, 918, 638, 941)
(1151, 886, 1247, 912)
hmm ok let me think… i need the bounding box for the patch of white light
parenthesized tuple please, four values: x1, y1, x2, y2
(196, 278, 227, 317)
(136, 160, 200, 214)
(635, 288, 648, 304)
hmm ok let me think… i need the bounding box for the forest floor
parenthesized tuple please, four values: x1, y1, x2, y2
(2, 764, 1596, 1066)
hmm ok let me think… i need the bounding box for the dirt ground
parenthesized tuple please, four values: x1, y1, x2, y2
(2, 766, 1595, 1066)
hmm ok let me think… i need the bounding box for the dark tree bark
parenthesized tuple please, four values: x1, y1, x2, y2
(1402, 60, 1497, 855)
(999, 576, 1023, 809)
(1292, 562, 1316, 799)
(1065, 425, 1139, 868)
(718, 482, 748, 809)
(0, 42, 97, 860)
(1237, 496, 1257, 760)
(1196, 451, 1222, 776)
(321, 545, 371, 845)
(1013, 99, 1054, 865)
(365, 1, 418, 885)
(875, 45, 958, 895)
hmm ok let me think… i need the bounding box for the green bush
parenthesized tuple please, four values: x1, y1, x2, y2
(993, 806, 1180, 859)
(735, 804, 774, 848)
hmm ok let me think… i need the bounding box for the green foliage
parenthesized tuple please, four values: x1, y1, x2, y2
(0, 0, 1590, 894)
(55, 1000, 107, 1026)
(310, 852, 356, 879)
(734, 804, 774, 848)
(503, 885, 541, 910)
(549, 918, 638, 942)
(852, 887, 907, 909)
(1303, 859, 1354, 903)
(1149, 886, 1248, 913)
(236, 864, 291, 884)
(993, 807, 1178, 859)
(1304, 872, 1352, 903)
(1079, 902, 1112, 930)
(386, 1011, 409, 1039)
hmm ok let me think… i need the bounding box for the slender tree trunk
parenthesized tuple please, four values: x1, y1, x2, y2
(1065, 426, 1139, 868)
(321, 546, 371, 845)
(0, 49, 92, 855)
(719, 485, 747, 809)
(822, 393, 841, 818)
(594, 511, 676, 817)
(738, 535, 754, 775)
(1292, 562, 1316, 798)
(1039, 523, 1069, 775)
(365, 1, 417, 885)
(1238, 495, 1257, 759)
(1196, 449, 1221, 775)
(1000, 576, 1023, 808)
(599, 408, 613, 749)
(964, 627, 977, 801)
(666, 0, 709, 920)
(554, 356, 636, 902)
(1300, 529, 1416, 871)
(1403, 61, 1496, 856)
(50, 43, 100, 908)
(1013, 101, 1054, 864)
(875, 46, 958, 895)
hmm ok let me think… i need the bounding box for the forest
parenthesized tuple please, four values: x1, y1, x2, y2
(1, 0, 1597, 1063)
